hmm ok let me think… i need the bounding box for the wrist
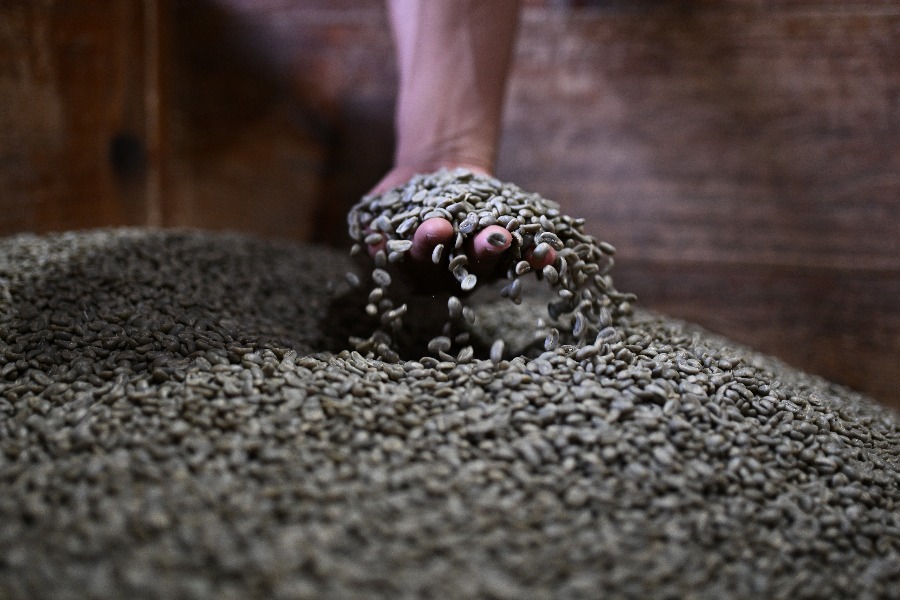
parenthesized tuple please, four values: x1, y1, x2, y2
(393, 158, 492, 177)
(368, 161, 492, 197)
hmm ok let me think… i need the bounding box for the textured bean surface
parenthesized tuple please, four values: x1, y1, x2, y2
(1, 229, 899, 600)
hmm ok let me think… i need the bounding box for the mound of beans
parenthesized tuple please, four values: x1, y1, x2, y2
(347, 169, 634, 362)
(0, 227, 897, 599)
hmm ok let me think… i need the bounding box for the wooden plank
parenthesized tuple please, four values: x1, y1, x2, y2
(500, 4, 900, 270)
(164, 0, 390, 241)
(0, 0, 162, 235)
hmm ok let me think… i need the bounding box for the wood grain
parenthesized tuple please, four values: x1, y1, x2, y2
(0, 0, 162, 234)
(501, 4, 900, 271)
(497, 1, 900, 407)
(164, 0, 395, 242)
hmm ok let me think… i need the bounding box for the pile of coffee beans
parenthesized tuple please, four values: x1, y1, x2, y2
(347, 169, 634, 361)
(0, 228, 897, 600)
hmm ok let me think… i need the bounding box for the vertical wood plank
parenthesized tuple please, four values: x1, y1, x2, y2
(164, 0, 334, 242)
(0, 0, 162, 235)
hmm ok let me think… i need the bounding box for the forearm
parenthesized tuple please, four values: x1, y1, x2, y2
(388, 0, 520, 173)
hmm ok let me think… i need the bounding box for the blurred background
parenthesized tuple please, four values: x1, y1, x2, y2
(1, 0, 898, 408)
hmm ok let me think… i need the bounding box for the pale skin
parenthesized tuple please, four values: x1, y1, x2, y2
(367, 0, 556, 283)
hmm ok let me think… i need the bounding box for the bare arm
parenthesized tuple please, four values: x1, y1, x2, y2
(372, 0, 520, 193)
(363, 1, 543, 285)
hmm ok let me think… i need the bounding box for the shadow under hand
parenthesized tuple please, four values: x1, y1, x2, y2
(323, 260, 556, 362)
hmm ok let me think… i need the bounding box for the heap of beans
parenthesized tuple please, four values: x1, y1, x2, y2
(347, 169, 634, 362)
(0, 228, 897, 600)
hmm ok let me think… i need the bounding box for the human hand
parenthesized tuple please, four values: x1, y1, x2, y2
(359, 167, 557, 293)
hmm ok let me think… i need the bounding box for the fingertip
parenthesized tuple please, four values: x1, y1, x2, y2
(466, 225, 512, 277)
(410, 218, 454, 262)
(366, 235, 387, 258)
(417, 217, 455, 242)
(472, 225, 512, 257)
(525, 245, 557, 270)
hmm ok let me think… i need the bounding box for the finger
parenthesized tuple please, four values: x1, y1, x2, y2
(524, 242, 557, 271)
(467, 225, 512, 276)
(365, 233, 387, 258)
(409, 217, 455, 263)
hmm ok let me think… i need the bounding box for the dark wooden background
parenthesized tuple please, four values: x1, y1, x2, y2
(2, 0, 898, 408)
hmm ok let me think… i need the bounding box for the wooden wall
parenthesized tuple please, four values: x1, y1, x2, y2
(1, 0, 898, 408)
(0, 0, 165, 232)
(502, 1, 900, 406)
